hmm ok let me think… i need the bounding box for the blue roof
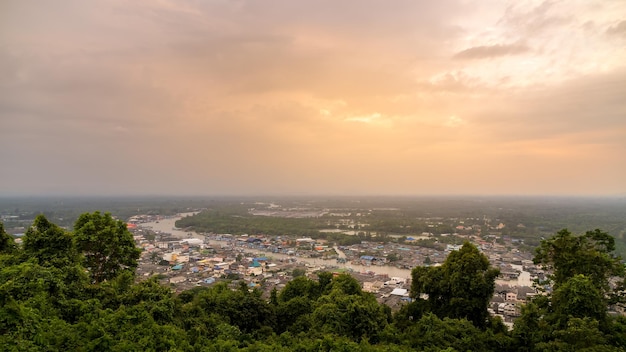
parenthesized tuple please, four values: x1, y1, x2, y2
(360, 255, 375, 261)
(172, 264, 184, 270)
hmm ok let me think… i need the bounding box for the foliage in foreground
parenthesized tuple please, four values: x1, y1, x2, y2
(1, 215, 625, 351)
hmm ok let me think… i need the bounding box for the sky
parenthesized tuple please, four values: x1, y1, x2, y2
(1, 0, 625, 197)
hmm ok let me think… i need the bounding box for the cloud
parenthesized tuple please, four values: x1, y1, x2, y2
(607, 20, 626, 36)
(453, 42, 530, 60)
(445, 115, 466, 128)
(497, 0, 570, 36)
(469, 67, 626, 146)
(1, 0, 625, 196)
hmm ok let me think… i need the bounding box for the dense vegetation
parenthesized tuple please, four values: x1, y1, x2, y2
(1, 213, 626, 351)
(176, 207, 327, 237)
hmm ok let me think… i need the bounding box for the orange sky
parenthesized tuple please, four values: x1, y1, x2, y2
(1, 0, 625, 196)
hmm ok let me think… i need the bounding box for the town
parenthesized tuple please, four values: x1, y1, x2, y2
(129, 209, 550, 327)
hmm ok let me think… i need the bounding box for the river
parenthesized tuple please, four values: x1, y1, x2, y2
(496, 265, 533, 287)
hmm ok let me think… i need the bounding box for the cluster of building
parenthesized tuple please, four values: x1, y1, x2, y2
(127, 215, 547, 326)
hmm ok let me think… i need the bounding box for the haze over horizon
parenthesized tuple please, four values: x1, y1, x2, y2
(1, 1, 625, 197)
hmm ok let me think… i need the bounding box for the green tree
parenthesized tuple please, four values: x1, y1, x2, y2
(410, 242, 500, 328)
(312, 289, 389, 342)
(292, 267, 307, 278)
(512, 229, 626, 351)
(182, 282, 275, 335)
(73, 211, 141, 283)
(316, 271, 334, 296)
(269, 287, 279, 305)
(534, 318, 618, 352)
(276, 296, 314, 333)
(330, 273, 364, 296)
(511, 299, 551, 351)
(279, 276, 320, 302)
(387, 253, 401, 262)
(423, 256, 431, 265)
(402, 313, 486, 351)
(0, 222, 16, 254)
(22, 214, 78, 267)
(551, 274, 607, 326)
(534, 229, 625, 300)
